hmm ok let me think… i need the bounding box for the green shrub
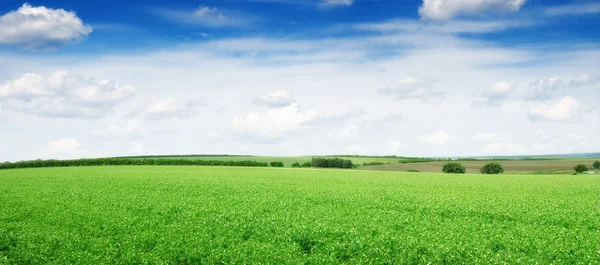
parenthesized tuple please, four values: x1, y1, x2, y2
(442, 162, 466, 174)
(291, 162, 301, 168)
(593, 161, 600, 170)
(574, 164, 589, 173)
(301, 162, 312, 168)
(269, 161, 285, 167)
(407, 169, 420, 172)
(480, 163, 504, 174)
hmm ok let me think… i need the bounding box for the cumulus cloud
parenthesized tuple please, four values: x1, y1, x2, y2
(0, 4, 92, 49)
(525, 77, 563, 101)
(471, 81, 513, 107)
(156, 5, 254, 27)
(0, 71, 135, 118)
(527, 96, 581, 122)
(319, 0, 353, 8)
(472, 132, 497, 142)
(419, 0, 527, 21)
(231, 102, 365, 142)
(143, 98, 202, 120)
(231, 102, 317, 142)
(379, 77, 445, 102)
(570, 72, 600, 88)
(417, 130, 454, 146)
(253, 90, 296, 108)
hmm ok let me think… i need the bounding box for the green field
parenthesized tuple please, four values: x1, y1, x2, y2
(1, 166, 599, 264)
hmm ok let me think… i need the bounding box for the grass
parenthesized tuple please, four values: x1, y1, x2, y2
(363, 159, 600, 174)
(1, 166, 599, 264)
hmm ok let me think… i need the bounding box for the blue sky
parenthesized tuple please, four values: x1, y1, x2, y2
(0, 0, 599, 160)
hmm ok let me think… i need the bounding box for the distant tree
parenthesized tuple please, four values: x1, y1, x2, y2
(574, 164, 589, 173)
(442, 162, 466, 174)
(480, 163, 504, 174)
(593, 161, 600, 170)
(311, 157, 353, 169)
(291, 162, 301, 168)
(301, 162, 312, 168)
(269, 161, 284, 167)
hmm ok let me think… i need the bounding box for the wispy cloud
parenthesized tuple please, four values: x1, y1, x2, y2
(419, 0, 527, 21)
(319, 0, 354, 8)
(354, 19, 536, 34)
(152, 5, 257, 27)
(545, 3, 600, 16)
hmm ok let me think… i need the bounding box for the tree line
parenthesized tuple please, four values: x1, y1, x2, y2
(0, 158, 271, 170)
(311, 157, 355, 168)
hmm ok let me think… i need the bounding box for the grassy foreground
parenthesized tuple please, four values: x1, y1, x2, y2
(0, 166, 598, 264)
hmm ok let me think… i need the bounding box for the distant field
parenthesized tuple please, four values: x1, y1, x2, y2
(362, 159, 600, 174)
(1, 166, 598, 263)
(145, 156, 402, 167)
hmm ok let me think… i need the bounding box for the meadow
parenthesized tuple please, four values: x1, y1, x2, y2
(1, 166, 598, 264)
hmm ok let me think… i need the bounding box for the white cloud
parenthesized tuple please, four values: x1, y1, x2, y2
(303, 107, 367, 126)
(472, 132, 497, 142)
(536, 128, 552, 140)
(231, 102, 317, 142)
(380, 113, 404, 123)
(144, 98, 202, 120)
(379, 77, 445, 102)
(347, 144, 368, 154)
(526, 77, 563, 101)
(156, 5, 254, 27)
(319, 0, 353, 8)
(0, 71, 134, 118)
(93, 120, 145, 139)
(231, 101, 365, 142)
(417, 130, 453, 147)
(419, 0, 527, 21)
(253, 90, 296, 108)
(545, 3, 600, 16)
(570, 72, 600, 88)
(130, 142, 147, 155)
(355, 19, 535, 34)
(471, 81, 513, 107)
(484, 142, 522, 154)
(527, 96, 581, 122)
(35, 137, 84, 160)
(0, 4, 92, 49)
(328, 124, 359, 140)
(385, 140, 404, 154)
